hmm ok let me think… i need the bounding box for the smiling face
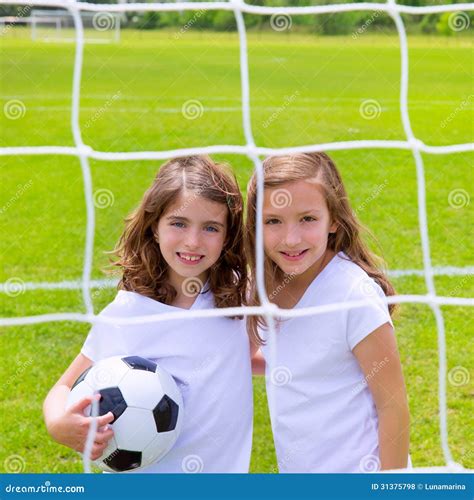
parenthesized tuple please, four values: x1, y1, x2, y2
(263, 179, 337, 279)
(155, 190, 228, 293)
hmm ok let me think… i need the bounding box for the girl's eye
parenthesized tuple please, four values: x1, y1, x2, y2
(265, 219, 280, 225)
(302, 216, 316, 222)
(171, 221, 185, 228)
(205, 226, 219, 233)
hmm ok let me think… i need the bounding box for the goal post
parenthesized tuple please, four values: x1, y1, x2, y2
(28, 8, 121, 44)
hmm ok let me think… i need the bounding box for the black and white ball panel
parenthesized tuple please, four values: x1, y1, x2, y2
(67, 355, 183, 472)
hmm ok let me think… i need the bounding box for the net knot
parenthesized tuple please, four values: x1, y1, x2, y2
(77, 144, 93, 157)
(263, 302, 279, 316)
(408, 137, 423, 151)
(385, 0, 398, 18)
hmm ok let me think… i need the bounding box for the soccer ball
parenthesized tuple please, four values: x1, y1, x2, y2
(67, 355, 184, 472)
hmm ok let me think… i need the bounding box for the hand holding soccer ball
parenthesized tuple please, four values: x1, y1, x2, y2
(48, 394, 115, 460)
(66, 356, 184, 472)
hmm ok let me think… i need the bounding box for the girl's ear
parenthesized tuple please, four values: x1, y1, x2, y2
(329, 221, 338, 234)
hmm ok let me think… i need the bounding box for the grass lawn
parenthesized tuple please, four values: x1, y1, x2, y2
(0, 27, 472, 473)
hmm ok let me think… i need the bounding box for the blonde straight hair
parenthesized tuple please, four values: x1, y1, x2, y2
(245, 152, 396, 345)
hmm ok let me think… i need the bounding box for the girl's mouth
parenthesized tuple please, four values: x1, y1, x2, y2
(279, 249, 309, 261)
(177, 252, 205, 265)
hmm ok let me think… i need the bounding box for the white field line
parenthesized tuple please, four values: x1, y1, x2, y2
(2, 95, 472, 107)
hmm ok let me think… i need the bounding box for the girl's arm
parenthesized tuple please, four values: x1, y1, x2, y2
(250, 341, 266, 376)
(43, 353, 115, 460)
(353, 322, 410, 471)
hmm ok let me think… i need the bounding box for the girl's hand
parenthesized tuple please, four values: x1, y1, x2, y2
(48, 394, 115, 461)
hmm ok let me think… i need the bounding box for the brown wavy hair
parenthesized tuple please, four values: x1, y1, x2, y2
(246, 152, 396, 345)
(108, 155, 247, 315)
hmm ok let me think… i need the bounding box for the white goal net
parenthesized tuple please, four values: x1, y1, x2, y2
(0, 0, 473, 474)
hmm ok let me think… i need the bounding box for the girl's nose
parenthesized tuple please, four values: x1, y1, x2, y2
(283, 226, 302, 247)
(184, 229, 201, 249)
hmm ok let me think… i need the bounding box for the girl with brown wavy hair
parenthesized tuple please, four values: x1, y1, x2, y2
(246, 152, 410, 473)
(44, 155, 253, 472)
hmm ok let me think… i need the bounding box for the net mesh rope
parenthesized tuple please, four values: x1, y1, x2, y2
(1, 0, 473, 473)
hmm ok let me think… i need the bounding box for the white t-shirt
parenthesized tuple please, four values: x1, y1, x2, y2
(260, 252, 395, 473)
(81, 287, 253, 473)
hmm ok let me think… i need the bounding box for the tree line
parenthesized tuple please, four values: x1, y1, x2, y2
(1, 0, 472, 35)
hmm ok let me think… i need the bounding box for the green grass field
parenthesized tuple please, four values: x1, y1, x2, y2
(0, 27, 472, 473)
